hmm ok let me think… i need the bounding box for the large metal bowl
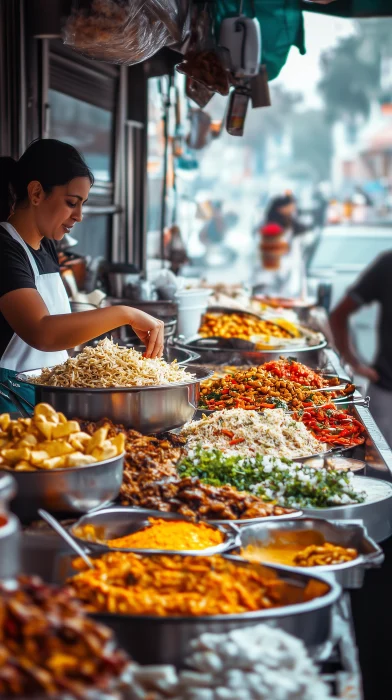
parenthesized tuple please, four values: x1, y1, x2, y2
(70, 506, 239, 556)
(16, 366, 213, 433)
(1, 454, 124, 523)
(175, 336, 328, 367)
(238, 518, 384, 589)
(58, 553, 341, 666)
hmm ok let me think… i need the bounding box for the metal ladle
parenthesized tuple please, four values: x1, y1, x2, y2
(38, 509, 94, 569)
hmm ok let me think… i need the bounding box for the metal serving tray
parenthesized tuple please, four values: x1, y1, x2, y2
(175, 336, 328, 367)
(57, 553, 341, 666)
(238, 518, 384, 589)
(70, 506, 238, 556)
(16, 366, 213, 434)
(302, 476, 392, 543)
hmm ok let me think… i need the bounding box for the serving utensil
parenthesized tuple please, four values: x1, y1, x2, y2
(38, 508, 93, 569)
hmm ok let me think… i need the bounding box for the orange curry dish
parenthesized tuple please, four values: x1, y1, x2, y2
(69, 552, 327, 617)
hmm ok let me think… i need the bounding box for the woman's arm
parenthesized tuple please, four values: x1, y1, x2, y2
(329, 295, 379, 382)
(0, 288, 164, 358)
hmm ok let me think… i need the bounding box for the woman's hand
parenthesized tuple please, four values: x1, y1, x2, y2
(125, 308, 165, 358)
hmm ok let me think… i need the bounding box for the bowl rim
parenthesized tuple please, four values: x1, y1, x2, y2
(16, 366, 213, 393)
(0, 452, 124, 476)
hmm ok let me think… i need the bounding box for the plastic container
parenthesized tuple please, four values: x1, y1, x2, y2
(177, 304, 207, 338)
(175, 288, 212, 309)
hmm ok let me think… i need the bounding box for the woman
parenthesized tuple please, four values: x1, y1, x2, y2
(263, 194, 308, 241)
(0, 138, 164, 412)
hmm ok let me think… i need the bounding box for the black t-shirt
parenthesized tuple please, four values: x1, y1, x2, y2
(0, 224, 59, 358)
(348, 250, 392, 390)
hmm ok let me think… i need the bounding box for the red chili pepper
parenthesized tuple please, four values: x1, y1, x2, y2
(229, 437, 245, 446)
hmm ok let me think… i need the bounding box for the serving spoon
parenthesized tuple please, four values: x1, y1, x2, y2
(38, 508, 94, 569)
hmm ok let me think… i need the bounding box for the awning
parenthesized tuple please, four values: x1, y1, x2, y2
(301, 0, 392, 18)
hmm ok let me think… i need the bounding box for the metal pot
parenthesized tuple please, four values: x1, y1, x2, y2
(70, 507, 239, 556)
(0, 512, 21, 580)
(2, 454, 124, 523)
(16, 366, 213, 433)
(57, 554, 341, 666)
(238, 518, 384, 589)
(70, 301, 97, 313)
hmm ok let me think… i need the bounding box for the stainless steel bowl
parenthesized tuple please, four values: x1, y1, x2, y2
(16, 366, 213, 433)
(175, 336, 328, 368)
(70, 506, 239, 556)
(303, 476, 392, 543)
(238, 518, 384, 589)
(0, 512, 21, 580)
(1, 454, 124, 522)
(58, 553, 341, 666)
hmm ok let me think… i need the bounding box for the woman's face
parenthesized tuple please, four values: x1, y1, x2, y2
(278, 203, 296, 220)
(33, 177, 91, 241)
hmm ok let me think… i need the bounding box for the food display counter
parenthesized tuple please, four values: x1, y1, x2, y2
(1, 296, 391, 700)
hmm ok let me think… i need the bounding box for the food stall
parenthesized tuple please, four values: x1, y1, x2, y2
(1, 2, 392, 699)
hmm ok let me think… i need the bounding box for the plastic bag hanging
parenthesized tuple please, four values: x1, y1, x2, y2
(63, 0, 188, 66)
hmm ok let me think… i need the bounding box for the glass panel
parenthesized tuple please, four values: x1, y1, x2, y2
(48, 89, 113, 182)
(146, 78, 164, 238)
(71, 215, 109, 260)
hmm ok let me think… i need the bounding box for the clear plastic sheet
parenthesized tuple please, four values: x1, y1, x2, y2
(63, 0, 187, 65)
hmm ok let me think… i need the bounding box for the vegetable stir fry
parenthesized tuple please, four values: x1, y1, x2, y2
(293, 404, 366, 447)
(199, 367, 329, 411)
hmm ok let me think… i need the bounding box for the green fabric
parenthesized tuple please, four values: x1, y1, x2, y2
(0, 368, 36, 415)
(302, 0, 392, 18)
(213, 0, 305, 81)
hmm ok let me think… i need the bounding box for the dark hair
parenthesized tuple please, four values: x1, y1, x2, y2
(0, 138, 94, 220)
(265, 194, 295, 223)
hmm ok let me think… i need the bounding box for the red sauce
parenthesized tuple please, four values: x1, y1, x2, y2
(0, 515, 8, 527)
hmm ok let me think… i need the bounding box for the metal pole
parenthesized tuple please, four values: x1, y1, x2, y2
(159, 79, 171, 264)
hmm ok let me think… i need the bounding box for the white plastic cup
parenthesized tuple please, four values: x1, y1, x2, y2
(177, 304, 207, 338)
(175, 288, 212, 309)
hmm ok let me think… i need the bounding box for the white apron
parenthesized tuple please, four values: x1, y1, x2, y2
(0, 222, 70, 372)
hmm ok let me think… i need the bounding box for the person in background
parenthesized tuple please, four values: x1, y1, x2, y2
(199, 201, 225, 246)
(263, 194, 309, 242)
(329, 250, 392, 445)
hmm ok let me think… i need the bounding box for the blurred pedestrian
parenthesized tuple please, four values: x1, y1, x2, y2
(330, 250, 392, 446)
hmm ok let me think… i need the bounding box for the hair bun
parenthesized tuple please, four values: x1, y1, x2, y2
(0, 156, 18, 185)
